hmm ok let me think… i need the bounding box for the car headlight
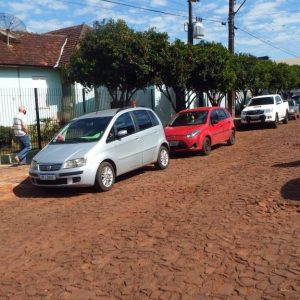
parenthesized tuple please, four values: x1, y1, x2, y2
(241, 111, 247, 116)
(30, 159, 38, 170)
(264, 108, 273, 113)
(62, 158, 86, 169)
(186, 129, 200, 138)
(289, 109, 295, 113)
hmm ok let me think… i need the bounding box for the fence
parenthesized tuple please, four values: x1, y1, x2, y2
(0, 87, 111, 156)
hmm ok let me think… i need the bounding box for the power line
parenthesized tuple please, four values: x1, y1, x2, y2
(59, 0, 299, 57)
(62, 0, 186, 18)
(235, 25, 299, 58)
(235, 9, 300, 19)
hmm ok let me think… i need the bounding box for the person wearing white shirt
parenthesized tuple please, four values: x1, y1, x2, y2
(12, 105, 32, 165)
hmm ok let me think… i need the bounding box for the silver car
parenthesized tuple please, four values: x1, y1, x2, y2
(288, 99, 300, 120)
(29, 107, 169, 191)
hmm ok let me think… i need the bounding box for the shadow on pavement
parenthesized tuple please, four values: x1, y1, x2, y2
(281, 178, 300, 202)
(13, 177, 96, 199)
(236, 123, 274, 132)
(272, 160, 300, 168)
(12, 166, 157, 199)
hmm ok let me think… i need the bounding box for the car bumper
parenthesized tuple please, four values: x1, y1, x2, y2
(167, 138, 200, 152)
(241, 114, 274, 124)
(29, 168, 94, 187)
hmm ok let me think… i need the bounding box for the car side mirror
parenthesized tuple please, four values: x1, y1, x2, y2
(117, 129, 128, 138)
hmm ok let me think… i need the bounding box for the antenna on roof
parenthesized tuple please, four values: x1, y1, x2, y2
(0, 13, 27, 45)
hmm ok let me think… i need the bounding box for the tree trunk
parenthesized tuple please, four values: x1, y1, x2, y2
(174, 87, 186, 113)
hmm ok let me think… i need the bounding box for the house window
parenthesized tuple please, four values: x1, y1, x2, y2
(32, 77, 48, 108)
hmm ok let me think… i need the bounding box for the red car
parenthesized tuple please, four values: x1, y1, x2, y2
(164, 107, 235, 155)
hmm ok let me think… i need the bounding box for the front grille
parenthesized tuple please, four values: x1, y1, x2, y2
(39, 164, 62, 171)
(246, 110, 264, 115)
(170, 141, 187, 149)
(35, 178, 68, 185)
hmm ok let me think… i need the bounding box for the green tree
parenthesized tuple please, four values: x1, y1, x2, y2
(232, 53, 258, 104)
(269, 62, 292, 95)
(248, 59, 273, 96)
(189, 42, 236, 106)
(68, 19, 166, 107)
(155, 39, 195, 112)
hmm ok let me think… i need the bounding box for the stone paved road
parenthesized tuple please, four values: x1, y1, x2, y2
(0, 119, 299, 300)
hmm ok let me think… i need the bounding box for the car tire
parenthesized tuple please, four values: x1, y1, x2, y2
(155, 146, 169, 170)
(95, 161, 115, 192)
(202, 137, 211, 155)
(273, 114, 279, 128)
(283, 111, 288, 124)
(227, 130, 236, 146)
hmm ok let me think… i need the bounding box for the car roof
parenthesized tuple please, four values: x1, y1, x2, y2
(252, 94, 279, 98)
(73, 107, 153, 120)
(178, 107, 224, 114)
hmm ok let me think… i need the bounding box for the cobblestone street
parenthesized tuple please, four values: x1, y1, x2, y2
(0, 120, 299, 299)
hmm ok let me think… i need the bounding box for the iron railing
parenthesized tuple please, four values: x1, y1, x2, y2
(0, 87, 111, 156)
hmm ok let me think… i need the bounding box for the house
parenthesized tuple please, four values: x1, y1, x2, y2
(0, 24, 94, 126)
(0, 23, 176, 130)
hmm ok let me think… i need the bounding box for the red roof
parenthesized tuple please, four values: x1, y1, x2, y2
(0, 24, 89, 68)
(48, 24, 90, 66)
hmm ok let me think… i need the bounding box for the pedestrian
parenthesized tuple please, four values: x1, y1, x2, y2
(12, 105, 31, 165)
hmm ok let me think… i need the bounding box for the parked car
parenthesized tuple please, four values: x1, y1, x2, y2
(29, 107, 170, 191)
(240, 94, 289, 128)
(292, 95, 300, 106)
(288, 100, 300, 120)
(164, 107, 235, 155)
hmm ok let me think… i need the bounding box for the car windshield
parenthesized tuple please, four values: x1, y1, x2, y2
(170, 111, 208, 126)
(248, 97, 274, 106)
(288, 100, 294, 106)
(50, 116, 112, 144)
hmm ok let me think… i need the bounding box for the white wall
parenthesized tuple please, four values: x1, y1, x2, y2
(0, 67, 62, 126)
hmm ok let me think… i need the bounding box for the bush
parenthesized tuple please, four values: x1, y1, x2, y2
(28, 118, 60, 144)
(0, 126, 14, 148)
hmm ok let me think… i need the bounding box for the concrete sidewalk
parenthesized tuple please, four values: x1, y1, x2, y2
(0, 164, 29, 200)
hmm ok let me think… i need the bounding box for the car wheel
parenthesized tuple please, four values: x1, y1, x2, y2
(273, 114, 279, 128)
(155, 146, 169, 170)
(202, 137, 211, 155)
(283, 111, 288, 124)
(227, 130, 235, 146)
(95, 162, 115, 192)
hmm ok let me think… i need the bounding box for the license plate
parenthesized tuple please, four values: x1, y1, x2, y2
(39, 174, 56, 180)
(251, 116, 259, 120)
(169, 141, 179, 146)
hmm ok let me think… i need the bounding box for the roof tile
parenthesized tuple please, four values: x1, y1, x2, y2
(0, 24, 89, 68)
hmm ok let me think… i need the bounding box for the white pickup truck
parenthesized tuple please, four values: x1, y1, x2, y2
(241, 94, 289, 128)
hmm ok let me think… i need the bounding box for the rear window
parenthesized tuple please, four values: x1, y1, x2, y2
(147, 110, 159, 126)
(133, 110, 153, 130)
(217, 109, 228, 120)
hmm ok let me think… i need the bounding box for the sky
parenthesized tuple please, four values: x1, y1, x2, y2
(0, 0, 299, 61)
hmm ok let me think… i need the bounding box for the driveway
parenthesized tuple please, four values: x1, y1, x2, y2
(0, 120, 299, 299)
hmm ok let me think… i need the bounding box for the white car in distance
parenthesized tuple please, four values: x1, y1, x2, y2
(241, 94, 289, 128)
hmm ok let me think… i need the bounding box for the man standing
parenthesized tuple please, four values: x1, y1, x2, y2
(13, 105, 31, 165)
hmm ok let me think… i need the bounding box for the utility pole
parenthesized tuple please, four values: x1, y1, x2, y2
(187, 0, 199, 44)
(228, 0, 235, 54)
(227, 0, 247, 117)
(228, 0, 235, 117)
